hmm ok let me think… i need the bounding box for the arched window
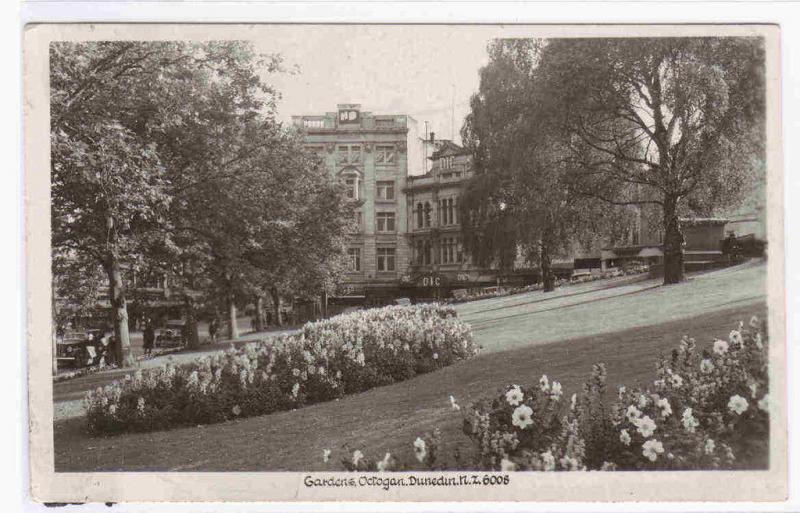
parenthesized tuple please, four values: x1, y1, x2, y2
(416, 203, 424, 229)
(339, 168, 361, 200)
(424, 202, 432, 228)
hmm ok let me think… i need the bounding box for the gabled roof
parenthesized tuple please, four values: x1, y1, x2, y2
(431, 140, 471, 160)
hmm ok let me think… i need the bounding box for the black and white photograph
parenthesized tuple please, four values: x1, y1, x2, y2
(23, 22, 786, 503)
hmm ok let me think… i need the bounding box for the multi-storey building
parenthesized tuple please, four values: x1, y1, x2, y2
(403, 140, 503, 299)
(292, 104, 422, 304)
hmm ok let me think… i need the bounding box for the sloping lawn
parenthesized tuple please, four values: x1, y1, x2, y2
(54, 302, 766, 472)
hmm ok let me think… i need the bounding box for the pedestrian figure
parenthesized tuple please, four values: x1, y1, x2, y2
(143, 319, 155, 356)
(209, 318, 218, 344)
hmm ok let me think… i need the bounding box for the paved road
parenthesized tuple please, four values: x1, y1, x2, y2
(455, 259, 766, 352)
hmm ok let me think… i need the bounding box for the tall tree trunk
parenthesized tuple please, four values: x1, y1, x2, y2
(103, 253, 132, 367)
(254, 295, 265, 332)
(662, 195, 685, 285)
(541, 239, 554, 292)
(184, 293, 200, 349)
(270, 286, 282, 327)
(227, 293, 239, 340)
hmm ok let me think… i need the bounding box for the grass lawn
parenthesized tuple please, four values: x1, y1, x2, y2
(54, 302, 767, 472)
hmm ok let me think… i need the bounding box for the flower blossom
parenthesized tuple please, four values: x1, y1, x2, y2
(570, 393, 577, 411)
(729, 330, 744, 347)
(512, 404, 534, 430)
(505, 385, 524, 406)
(749, 383, 758, 398)
(656, 397, 672, 418)
(728, 395, 749, 415)
(352, 450, 364, 467)
(500, 458, 517, 471)
(539, 375, 550, 392)
(619, 429, 631, 446)
(322, 449, 331, 463)
(713, 339, 729, 355)
(704, 439, 716, 455)
(232, 404, 241, 416)
(291, 383, 300, 398)
(625, 405, 642, 423)
(108, 404, 117, 415)
(413, 437, 427, 463)
(758, 394, 770, 412)
(550, 381, 563, 400)
(449, 395, 461, 411)
(700, 359, 714, 374)
(376, 452, 392, 472)
(642, 439, 665, 462)
(682, 408, 700, 433)
(618, 385, 626, 400)
(634, 415, 657, 438)
(540, 450, 556, 471)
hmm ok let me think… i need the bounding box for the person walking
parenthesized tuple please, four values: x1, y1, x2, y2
(142, 319, 155, 356)
(208, 318, 218, 344)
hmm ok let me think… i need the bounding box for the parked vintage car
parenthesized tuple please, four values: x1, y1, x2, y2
(155, 319, 187, 348)
(56, 330, 103, 369)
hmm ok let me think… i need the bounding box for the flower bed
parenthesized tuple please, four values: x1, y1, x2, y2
(318, 314, 769, 472)
(85, 304, 477, 435)
(460, 315, 769, 470)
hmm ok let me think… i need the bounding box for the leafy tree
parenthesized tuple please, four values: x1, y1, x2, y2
(460, 40, 633, 291)
(50, 41, 286, 357)
(532, 37, 766, 284)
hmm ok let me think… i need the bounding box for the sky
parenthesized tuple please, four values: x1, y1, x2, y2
(253, 25, 496, 144)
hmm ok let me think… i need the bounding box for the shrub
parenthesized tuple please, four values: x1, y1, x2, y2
(458, 315, 769, 471)
(85, 304, 477, 435)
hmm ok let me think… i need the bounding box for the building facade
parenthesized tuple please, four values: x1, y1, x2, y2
(292, 104, 422, 303)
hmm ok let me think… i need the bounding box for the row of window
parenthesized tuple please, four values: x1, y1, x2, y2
(334, 145, 398, 165)
(347, 247, 396, 272)
(343, 177, 395, 201)
(414, 199, 458, 229)
(346, 238, 465, 273)
(413, 238, 464, 266)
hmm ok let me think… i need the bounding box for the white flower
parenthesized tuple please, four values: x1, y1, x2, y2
(682, 408, 700, 433)
(449, 395, 461, 411)
(500, 458, 517, 471)
(432, 352, 439, 360)
(728, 395, 749, 415)
(291, 382, 300, 398)
(638, 394, 648, 408)
(137, 397, 145, 413)
(619, 429, 631, 446)
(713, 339, 729, 355)
(352, 450, 364, 467)
(755, 332, 764, 350)
(634, 415, 657, 438)
(512, 404, 534, 430)
(232, 404, 242, 416)
(625, 405, 642, 422)
(540, 450, 556, 471)
(539, 375, 550, 392)
(749, 383, 758, 398)
(413, 437, 427, 463)
(570, 393, 577, 411)
(322, 449, 331, 463)
(729, 330, 744, 347)
(108, 404, 117, 415)
(749, 315, 760, 328)
(656, 397, 672, 418)
(700, 359, 714, 374)
(642, 439, 665, 462)
(758, 394, 770, 412)
(550, 381, 563, 400)
(376, 452, 392, 472)
(704, 439, 716, 455)
(618, 385, 626, 400)
(669, 373, 684, 388)
(505, 385, 524, 406)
